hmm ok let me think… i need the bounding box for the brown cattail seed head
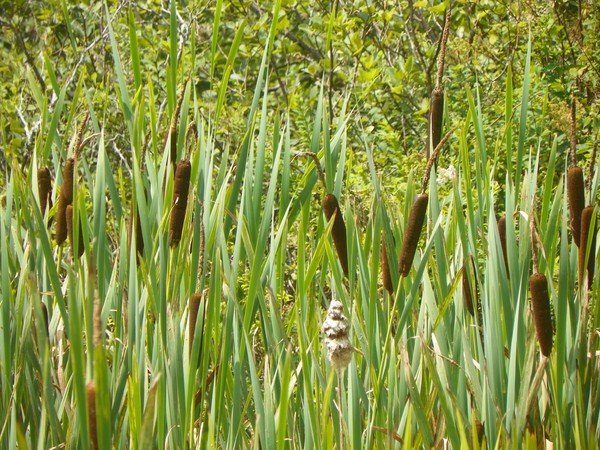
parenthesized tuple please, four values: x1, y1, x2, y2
(55, 158, 75, 245)
(497, 215, 509, 275)
(65, 205, 84, 258)
(41, 302, 49, 341)
(579, 206, 597, 289)
(128, 193, 145, 260)
(529, 272, 553, 357)
(322, 300, 357, 370)
(37, 167, 53, 217)
(322, 193, 349, 277)
(86, 381, 98, 450)
(567, 166, 585, 247)
(381, 233, 393, 295)
(399, 194, 428, 276)
(462, 256, 477, 317)
(189, 293, 202, 358)
(169, 159, 191, 247)
(428, 87, 444, 157)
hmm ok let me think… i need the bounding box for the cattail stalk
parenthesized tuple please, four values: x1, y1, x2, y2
(168, 82, 187, 170)
(66, 205, 84, 258)
(462, 255, 477, 317)
(399, 194, 428, 276)
(189, 293, 202, 358)
(529, 272, 553, 357)
(86, 381, 99, 450)
(322, 193, 349, 277)
(497, 215, 509, 275)
(579, 206, 597, 289)
(567, 166, 585, 246)
(56, 158, 75, 245)
(37, 167, 53, 218)
(128, 191, 145, 259)
(427, 87, 444, 158)
(169, 159, 192, 247)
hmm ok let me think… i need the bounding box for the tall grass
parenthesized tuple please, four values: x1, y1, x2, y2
(1, 3, 599, 450)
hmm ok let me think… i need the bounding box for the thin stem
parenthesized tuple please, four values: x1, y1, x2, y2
(293, 151, 327, 191)
(570, 91, 577, 167)
(436, 7, 451, 90)
(336, 368, 344, 450)
(420, 127, 456, 193)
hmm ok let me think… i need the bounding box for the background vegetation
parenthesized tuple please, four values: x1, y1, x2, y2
(1, 0, 599, 448)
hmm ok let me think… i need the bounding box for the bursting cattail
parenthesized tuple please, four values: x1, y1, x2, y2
(322, 193, 349, 277)
(55, 158, 75, 245)
(579, 206, 597, 289)
(399, 193, 428, 276)
(65, 205, 84, 258)
(189, 293, 202, 358)
(427, 87, 444, 157)
(497, 215, 509, 275)
(37, 167, 53, 218)
(169, 159, 191, 247)
(529, 272, 553, 357)
(567, 166, 585, 247)
(381, 233, 393, 295)
(322, 300, 359, 370)
(462, 256, 477, 317)
(86, 381, 99, 450)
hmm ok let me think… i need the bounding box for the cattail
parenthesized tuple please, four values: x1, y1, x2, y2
(169, 159, 191, 247)
(381, 233, 393, 295)
(66, 205, 84, 258)
(529, 272, 553, 357)
(189, 293, 202, 358)
(41, 302, 49, 341)
(579, 206, 596, 289)
(462, 256, 477, 317)
(497, 215, 509, 275)
(567, 166, 585, 247)
(322, 300, 359, 370)
(475, 420, 485, 444)
(427, 87, 444, 157)
(86, 381, 99, 450)
(128, 194, 145, 259)
(55, 158, 75, 245)
(399, 193, 428, 276)
(37, 167, 53, 218)
(322, 193, 349, 277)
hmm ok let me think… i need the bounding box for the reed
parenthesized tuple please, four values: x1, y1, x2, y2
(322, 193, 349, 277)
(169, 159, 191, 247)
(399, 193, 428, 276)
